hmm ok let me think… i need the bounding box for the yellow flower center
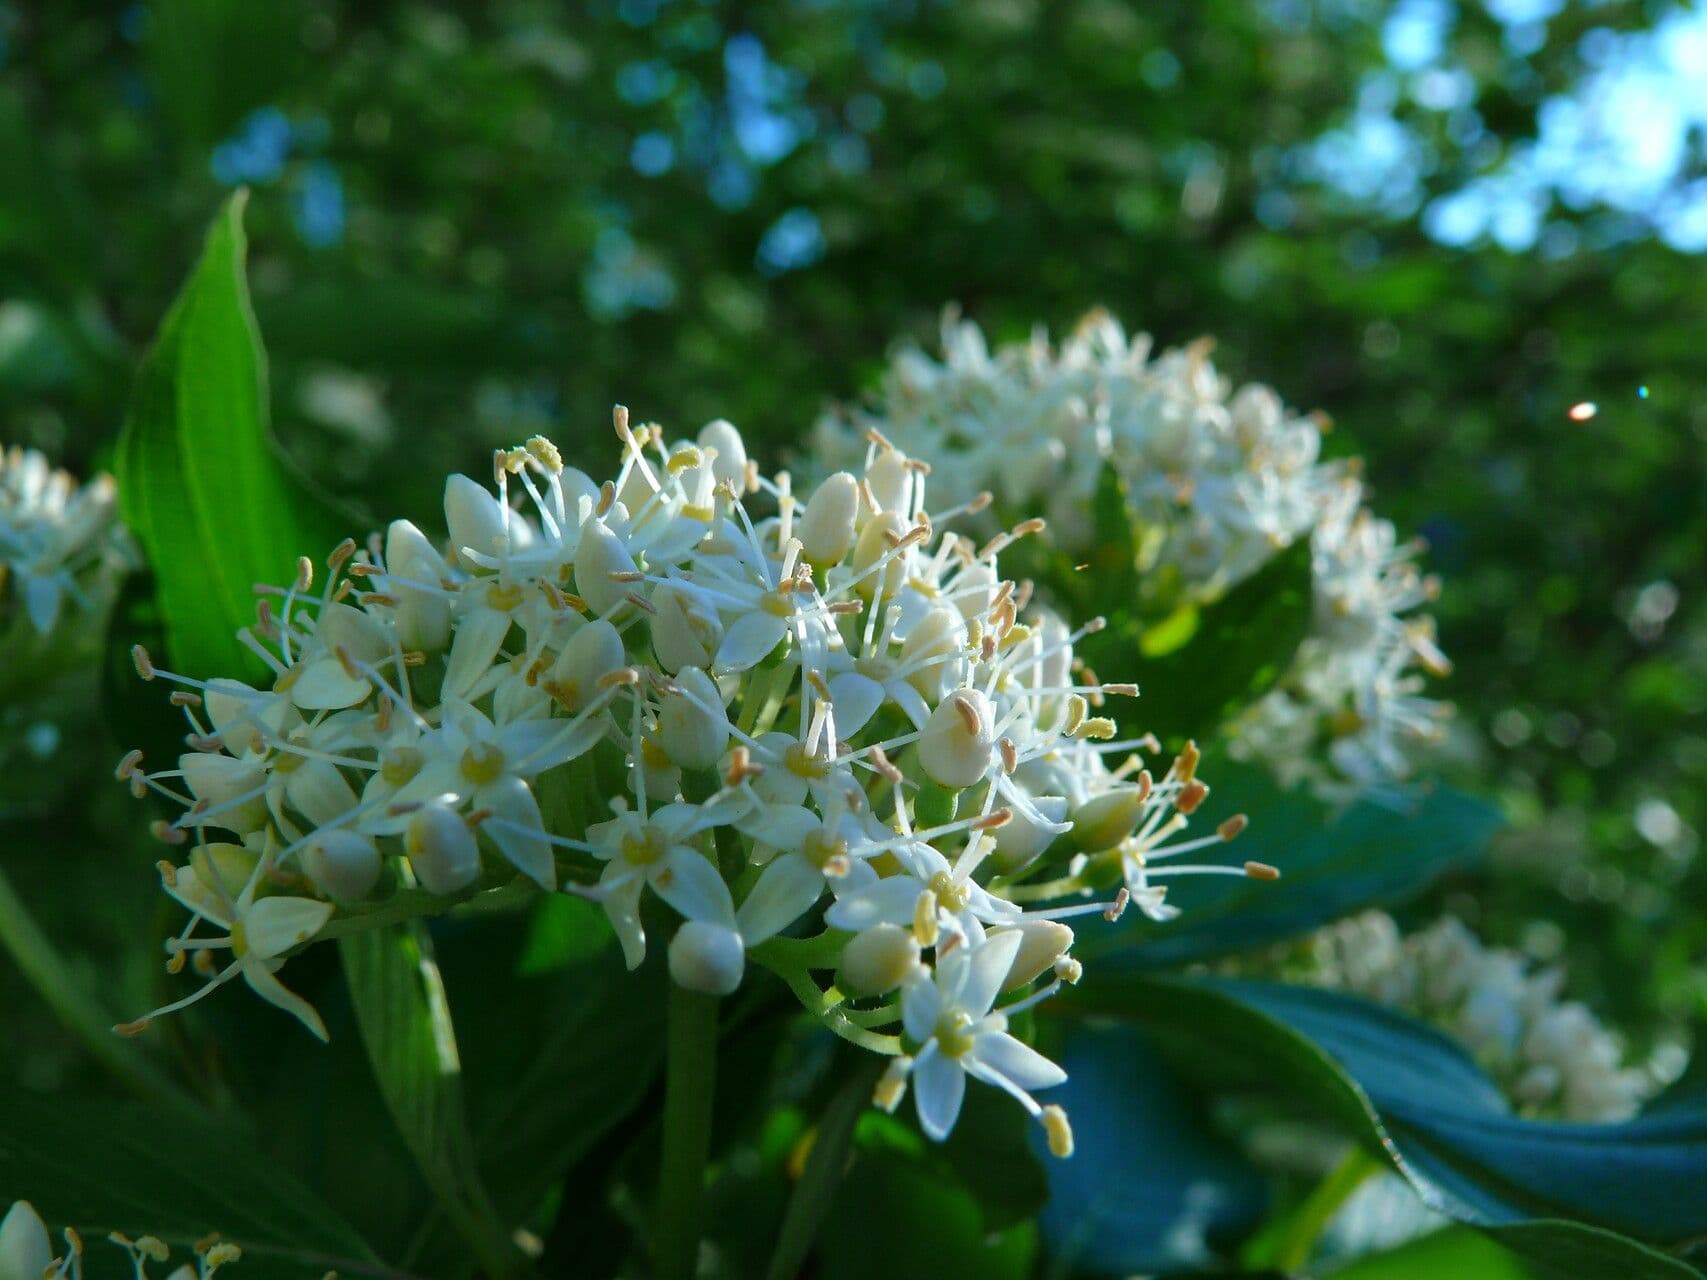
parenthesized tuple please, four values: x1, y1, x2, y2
(460, 742, 506, 785)
(803, 829, 847, 871)
(784, 741, 830, 780)
(935, 1009, 977, 1059)
(621, 826, 668, 867)
(382, 746, 423, 786)
(928, 869, 970, 913)
(229, 921, 249, 959)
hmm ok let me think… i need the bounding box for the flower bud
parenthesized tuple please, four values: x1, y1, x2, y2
(0, 1200, 52, 1280)
(179, 752, 268, 834)
(851, 509, 910, 602)
(575, 520, 639, 616)
(385, 519, 453, 653)
(919, 689, 995, 789)
(669, 921, 745, 995)
(445, 473, 508, 564)
(657, 667, 730, 771)
(799, 471, 860, 570)
(1071, 784, 1150, 852)
(650, 581, 721, 672)
(405, 804, 480, 895)
(992, 793, 1069, 872)
(549, 618, 626, 711)
(997, 919, 1074, 992)
(952, 560, 999, 623)
(838, 923, 922, 997)
(867, 447, 913, 514)
(900, 606, 966, 702)
(698, 419, 749, 489)
(302, 830, 382, 902)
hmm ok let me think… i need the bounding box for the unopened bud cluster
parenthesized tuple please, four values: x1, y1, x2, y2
(813, 310, 1450, 799)
(116, 413, 1267, 1149)
(1267, 911, 1655, 1121)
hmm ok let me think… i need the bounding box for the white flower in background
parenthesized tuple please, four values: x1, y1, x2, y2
(0, 445, 131, 638)
(120, 411, 1269, 1149)
(0, 1202, 242, 1280)
(1275, 911, 1658, 1121)
(813, 310, 1451, 799)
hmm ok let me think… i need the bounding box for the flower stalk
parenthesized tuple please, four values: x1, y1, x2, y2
(655, 978, 721, 1280)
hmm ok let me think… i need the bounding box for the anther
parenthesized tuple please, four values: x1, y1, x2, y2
(1218, 814, 1249, 840)
(1244, 861, 1281, 881)
(131, 645, 156, 680)
(1102, 887, 1130, 922)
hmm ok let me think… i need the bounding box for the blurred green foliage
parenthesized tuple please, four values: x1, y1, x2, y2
(2, 0, 1704, 1204)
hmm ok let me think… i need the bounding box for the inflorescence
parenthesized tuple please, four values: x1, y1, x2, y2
(0, 445, 131, 639)
(813, 309, 1452, 798)
(115, 413, 1271, 1151)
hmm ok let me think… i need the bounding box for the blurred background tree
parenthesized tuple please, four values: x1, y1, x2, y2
(2, 0, 1703, 1054)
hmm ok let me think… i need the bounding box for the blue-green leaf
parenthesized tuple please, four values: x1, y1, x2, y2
(1038, 1025, 1266, 1275)
(1068, 975, 1707, 1276)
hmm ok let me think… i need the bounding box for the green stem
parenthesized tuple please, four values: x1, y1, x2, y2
(656, 981, 720, 1280)
(0, 862, 186, 1107)
(1253, 1144, 1383, 1272)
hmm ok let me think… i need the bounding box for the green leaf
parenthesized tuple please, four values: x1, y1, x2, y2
(383, 902, 666, 1268)
(1081, 760, 1502, 966)
(339, 924, 519, 1280)
(0, 1097, 385, 1279)
(1091, 537, 1315, 747)
(814, 1144, 1038, 1280)
(1068, 976, 1707, 1276)
(1324, 1226, 1534, 1280)
(116, 191, 342, 678)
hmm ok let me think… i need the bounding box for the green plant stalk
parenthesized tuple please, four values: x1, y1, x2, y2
(655, 982, 721, 1280)
(1248, 1143, 1383, 1272)
(0, 862, 187, 1107)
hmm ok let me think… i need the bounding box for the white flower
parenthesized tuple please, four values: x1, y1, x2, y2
(0, 446, 131, 637)
(888, 930, 1067, 1140)
(119, 839, 335, 1042)
(118, 411, 1259, 1152)
(813, 310, 1449, 797)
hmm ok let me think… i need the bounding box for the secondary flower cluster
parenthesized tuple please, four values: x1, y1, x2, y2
(117, 415, 1267, 1150)
(0, 1201, 241, 1280)
(0, 445, 130, 640)
(813, 310, 1450, 798)
(1277, 911, 1653, 1121)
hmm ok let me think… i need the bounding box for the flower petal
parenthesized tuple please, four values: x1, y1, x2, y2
(241, 957, 330, 1041)
(651, 848, 736, 928)
(244, 896, 336, 958)
(480, 775, 554, 889)
(715, 613, 786, 672)
(824, 875, 924, 933)
(901, 971, 942, 1043)
(968, 1030, 1066, 1093)
(444, 606, 513, 701)
(735, 855, 825, 945)
(960, 929, 1024, 1018)
(913, 1050, 966, 1141)
(827, 672, 885, 737)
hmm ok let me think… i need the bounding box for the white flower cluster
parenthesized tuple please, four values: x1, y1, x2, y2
(1291, 911, 1652, 1121)
(116, 414, 1269, 1151)
(813, 310, 1451, 797)
(0, 445, 130, 638)
(0, 1201, 241, 1280)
